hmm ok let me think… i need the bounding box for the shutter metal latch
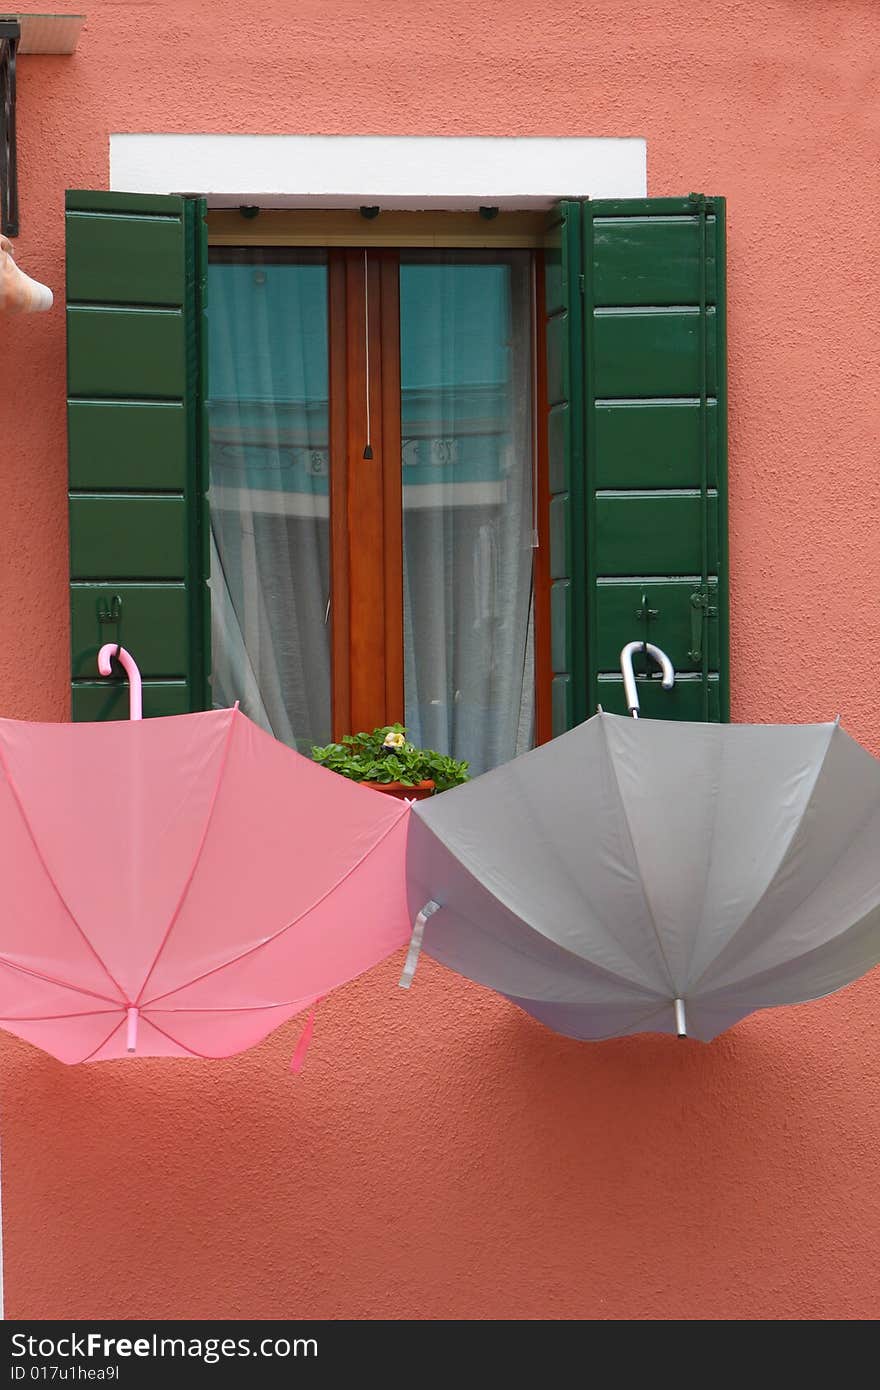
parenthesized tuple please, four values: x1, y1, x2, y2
(688, 586, 717, 663)
(635, 591, 659, 649)
(97, 593, 123, 624)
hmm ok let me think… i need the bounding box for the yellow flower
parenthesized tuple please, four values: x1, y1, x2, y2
(383, 731, 407, 749)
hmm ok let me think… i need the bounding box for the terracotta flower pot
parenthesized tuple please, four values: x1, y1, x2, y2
(365, 779, 435, 801)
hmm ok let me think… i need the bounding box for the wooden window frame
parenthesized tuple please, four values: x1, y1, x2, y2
(208, 209, 546, 250)
(208, 213, 553, 746)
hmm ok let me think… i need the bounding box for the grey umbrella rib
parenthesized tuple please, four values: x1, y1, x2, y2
(688, 721, 839, 992)
(600, 714, 677, 995)
(440, 887, 663, 1003)
(416, 817, 664, 999)
(697, 857, 880, 1003)
(682, 724, 725, 988)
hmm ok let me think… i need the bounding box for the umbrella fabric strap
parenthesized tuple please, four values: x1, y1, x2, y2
(399, 900, 441, 990)
(290, 1001, 321, 1074)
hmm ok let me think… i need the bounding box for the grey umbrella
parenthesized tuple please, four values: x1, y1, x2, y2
(404, 711, 880, 1041)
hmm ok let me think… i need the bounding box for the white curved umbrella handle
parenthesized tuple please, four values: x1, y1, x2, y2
(97, 644, 143, 721)
(620, 641, 675, 719)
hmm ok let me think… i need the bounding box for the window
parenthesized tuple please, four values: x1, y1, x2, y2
(66, 193, 728, 738)
(207, 242, 539, 774)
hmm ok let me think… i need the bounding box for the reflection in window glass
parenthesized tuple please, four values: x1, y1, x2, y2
(207, 250, 331, 753)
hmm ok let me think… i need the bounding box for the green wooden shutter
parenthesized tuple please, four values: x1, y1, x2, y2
(544, 202, 588, 735)
(545, 193, 728, 725)
(66, 190, 210, 720)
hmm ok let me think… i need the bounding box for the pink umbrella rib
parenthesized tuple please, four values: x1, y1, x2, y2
(0, 742, 128, 1004)
(136, 1013, 227, 1062)
(0, 953, 124, 1008)
(134, 705, 239, 1006)
(139, 993, 322, 1059)
(147, 998, 320, 1015)
(0, 1008, 120, 1022)
(140, 800, 412, 1010)
(79, 1016, 129, 1064)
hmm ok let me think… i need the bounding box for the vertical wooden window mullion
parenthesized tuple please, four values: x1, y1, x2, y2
(329, 249, 404, 738)
(345, 248, 375, 730)
(378, 250, 404, 725)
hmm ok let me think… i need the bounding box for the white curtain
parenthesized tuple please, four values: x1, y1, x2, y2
(207, 251, 332, 754)
(401, 253, 535, 776)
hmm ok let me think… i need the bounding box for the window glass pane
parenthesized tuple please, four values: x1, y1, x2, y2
(400, 251, 535, 776)
(207, 249, 331, 753)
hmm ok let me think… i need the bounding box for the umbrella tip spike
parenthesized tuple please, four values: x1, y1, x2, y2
(126, 1005, 139, 1055)
(673, 997, 687, 1038)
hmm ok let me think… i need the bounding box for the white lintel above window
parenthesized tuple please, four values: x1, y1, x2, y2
(109, 134, 647, 209)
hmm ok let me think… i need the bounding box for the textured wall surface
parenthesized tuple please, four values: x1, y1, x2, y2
(2, 0, 879, 1321)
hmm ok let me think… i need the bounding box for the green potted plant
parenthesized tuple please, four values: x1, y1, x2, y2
(311, 725, 469, 800)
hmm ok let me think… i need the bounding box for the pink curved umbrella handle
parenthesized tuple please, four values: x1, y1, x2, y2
(97, 643, 143, 721)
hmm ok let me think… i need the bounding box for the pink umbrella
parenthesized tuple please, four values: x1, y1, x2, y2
(0, 659, 411, 1065)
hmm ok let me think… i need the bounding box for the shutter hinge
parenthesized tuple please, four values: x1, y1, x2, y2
(688, 587, 717, 663)
(578, 273, 585, 296)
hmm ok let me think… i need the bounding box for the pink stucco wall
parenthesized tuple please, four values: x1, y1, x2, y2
(2, 0, 879, 1320)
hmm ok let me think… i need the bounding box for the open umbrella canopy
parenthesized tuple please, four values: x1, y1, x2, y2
(406, 712, 880, 1042)
(0, 707, 410, 1063)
